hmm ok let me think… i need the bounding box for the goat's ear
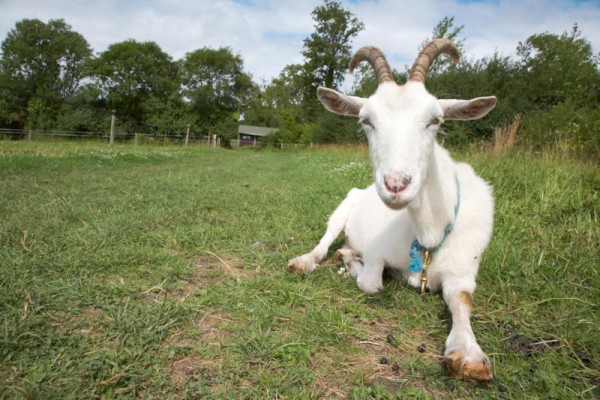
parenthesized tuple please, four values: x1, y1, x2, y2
(317, 87, 363, 117)
(440, 96, 497, 120)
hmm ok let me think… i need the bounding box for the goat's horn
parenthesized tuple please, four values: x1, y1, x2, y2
(409, 38, 460, 83)
(349, 46, 394, 84)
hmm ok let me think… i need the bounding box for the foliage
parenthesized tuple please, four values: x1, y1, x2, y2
(91, 40, 180, 131)
(521, 99, 600, 161)
(301, 0, 364, 91)
(181, 47, 256, 140)
(0, 141, 597, 398)
(300, 0, 364, 120)
(420, 16, 466, 76)
(142, 93, 189, 137)
(426, 53, 523, 147)
(515, 25, 600, 159)
(245, 64, 312, 144)
(245, 64, 304, 127)
(516, 24, 600, 109)
(25, 97, 54, 131)
(311, 108, 362, 144)
(0, 19, 92, 128)
(53, 86, 109, 135)
(377, 20, 600, 157)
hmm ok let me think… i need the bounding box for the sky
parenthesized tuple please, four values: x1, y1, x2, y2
(0, 0, 599, 89)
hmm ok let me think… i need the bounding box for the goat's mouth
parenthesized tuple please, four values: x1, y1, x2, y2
(376, 186, 415, 210)
(381, 196, 411, 210)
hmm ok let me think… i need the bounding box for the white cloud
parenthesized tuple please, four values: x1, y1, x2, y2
(0, 0, 598, 88)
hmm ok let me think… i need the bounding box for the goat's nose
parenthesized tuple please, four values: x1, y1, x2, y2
(384, 173, 412, 194)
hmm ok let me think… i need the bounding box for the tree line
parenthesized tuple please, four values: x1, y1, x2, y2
(0, 1, 598, 157)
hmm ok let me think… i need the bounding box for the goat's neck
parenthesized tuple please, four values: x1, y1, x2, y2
(407, 144, 458, 249)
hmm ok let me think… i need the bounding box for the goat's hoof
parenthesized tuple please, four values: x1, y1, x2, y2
(357, 281, 383, 295)
(444, 350, 493, 382)
(335, 249, 363, 278)
(287, 257, 316, 274)
(334, 248, 357, 260)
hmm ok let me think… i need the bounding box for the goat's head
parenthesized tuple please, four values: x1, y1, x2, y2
(317, 39, 497, 209)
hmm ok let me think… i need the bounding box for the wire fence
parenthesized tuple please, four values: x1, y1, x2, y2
(0, 128, 222, 146)
(0, 128, 314, 150)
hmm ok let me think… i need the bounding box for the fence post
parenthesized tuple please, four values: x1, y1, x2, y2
(28, 129, 32, 141)
(185, 124, 190, 147)
(109, 110, 116, 151)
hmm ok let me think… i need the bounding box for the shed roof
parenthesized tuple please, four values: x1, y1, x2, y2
(238, 125, 279, 137)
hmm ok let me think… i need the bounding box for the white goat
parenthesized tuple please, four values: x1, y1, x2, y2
(288, 39, 497, 381)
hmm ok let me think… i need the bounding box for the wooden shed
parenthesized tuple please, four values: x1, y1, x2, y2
(237, 125, 279, 147)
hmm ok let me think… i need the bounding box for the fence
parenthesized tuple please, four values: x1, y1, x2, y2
(0, 128, 223, 147)
(0, 128, 315, 150)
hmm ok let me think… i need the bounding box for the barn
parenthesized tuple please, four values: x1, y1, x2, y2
(237, 125, 279, 147)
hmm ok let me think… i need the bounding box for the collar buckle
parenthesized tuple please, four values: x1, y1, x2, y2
(420, 250, 432, 294)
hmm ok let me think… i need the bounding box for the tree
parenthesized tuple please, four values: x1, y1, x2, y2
(302, 0, 364, 90)
(243, 64, 308, 142)
(246, 1, 364, 144)
(0, 19, 92, 128)
(516, 24, 600, 109)
(516, 25, 600, 157)
(420, 16, 465, 77)
(92, 40, 180, 130)
(54, 86, 109, 135)
(143, 92, 189, 138)
(301, 0, 364, 119)
(181, 47, 255, 140)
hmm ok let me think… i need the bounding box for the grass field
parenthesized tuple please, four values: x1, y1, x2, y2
(0, 140, 598, 399)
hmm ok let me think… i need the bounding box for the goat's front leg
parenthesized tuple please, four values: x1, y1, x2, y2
(288, 189, 359, 274)
(443, 288, 493, 382)
(336, 249, 384, 295)
(287, 228, 336, 274)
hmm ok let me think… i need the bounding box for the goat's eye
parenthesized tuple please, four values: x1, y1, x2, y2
(359, 117, 374, 128)
(427, 117, 442, 128)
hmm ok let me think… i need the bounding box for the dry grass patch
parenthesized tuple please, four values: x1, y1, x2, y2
(355, 317, 441, 387)
(193, 252, 247, 279)
(310, 349, 362, 399)
(73, 306, 104, 335)
(364, 316, 442, 358)
(169, 356, 223, 390)
(48, 307, 123, 352)
(309, 316, 447, 398)
(165, 310, 237, 348)
(140, 252, 259, 303)
(167, 311, 236, 393)
(188, 252, 259, 285)
(49, 307, 104, 336)
(195, 312, 237, 344)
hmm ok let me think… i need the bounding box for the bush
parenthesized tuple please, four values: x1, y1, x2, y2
(521, 100, 600, 161)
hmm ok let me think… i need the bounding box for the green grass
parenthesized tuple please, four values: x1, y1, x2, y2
(0, 140, 598, 399)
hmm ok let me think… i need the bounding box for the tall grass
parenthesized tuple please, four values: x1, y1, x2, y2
(0, 140, 598, 399)
(492, 114, 520, 154)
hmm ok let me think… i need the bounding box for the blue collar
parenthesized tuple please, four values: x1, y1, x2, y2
(408, 175, 461, 273)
